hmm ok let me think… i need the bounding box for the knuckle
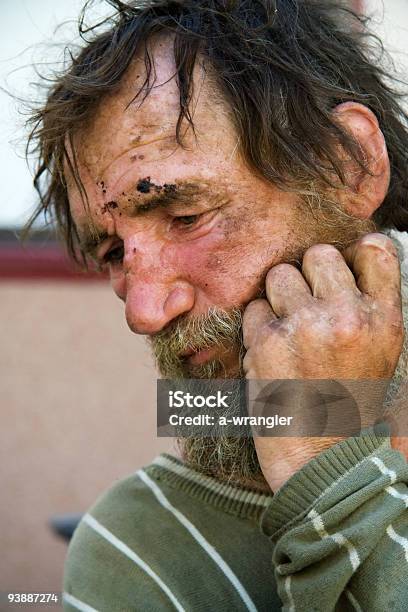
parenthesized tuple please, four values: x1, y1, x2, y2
(288, 311, 316, 341)
(335, 321, 361, 343)
(303, 243, 340, 266)
(328, 309, 364, 344)
(358, 233, 398, 259)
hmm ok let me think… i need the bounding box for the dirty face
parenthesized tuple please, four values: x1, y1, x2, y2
(67, 38, 351, 379)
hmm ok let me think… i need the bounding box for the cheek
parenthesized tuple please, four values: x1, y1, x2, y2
(178, 213, 291, 308)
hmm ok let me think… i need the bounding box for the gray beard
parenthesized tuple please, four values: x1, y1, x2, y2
(150, 308, 268, 488)
(178, 435, 267, 491)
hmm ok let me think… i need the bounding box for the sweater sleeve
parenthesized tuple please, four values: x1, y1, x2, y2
(261, 431, 408, 611)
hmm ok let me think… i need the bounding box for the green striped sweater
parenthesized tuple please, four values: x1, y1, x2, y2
(63, 433, 408, 611)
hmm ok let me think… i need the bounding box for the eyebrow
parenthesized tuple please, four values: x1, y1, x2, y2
(130, 180, 203, 215)
(78, 181, 207, 257)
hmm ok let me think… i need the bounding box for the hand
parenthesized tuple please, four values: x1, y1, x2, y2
(242, 233, 404, 491)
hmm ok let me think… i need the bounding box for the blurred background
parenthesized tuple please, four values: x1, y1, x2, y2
(0, 0, 407, 609)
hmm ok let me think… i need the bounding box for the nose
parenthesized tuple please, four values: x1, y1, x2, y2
(125, 281, 195, 335)
(122, 240, 195, 335)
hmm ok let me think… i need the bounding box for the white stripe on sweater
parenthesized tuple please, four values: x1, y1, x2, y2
(82, 514, 185, 612)
(370, 457, 397, 484)
(369, 457, 408, 505)
(62, 592, 99, 612)
(308, 509, 360, 571)
(137, 468, 258, 612)
(284, 576, 295, 612)
(385, 486, 408, 507)
(387, 524, 408, 562)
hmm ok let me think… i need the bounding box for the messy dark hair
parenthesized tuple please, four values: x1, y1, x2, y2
(26, 0, 408, 263)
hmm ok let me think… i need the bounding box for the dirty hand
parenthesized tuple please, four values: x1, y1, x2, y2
(242, 233, 404, 492)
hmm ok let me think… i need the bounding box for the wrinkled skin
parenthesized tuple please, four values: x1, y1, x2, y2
(67, 37, 406, 492)
(68, 43, 316, 351)
(243, 235, 405, 490)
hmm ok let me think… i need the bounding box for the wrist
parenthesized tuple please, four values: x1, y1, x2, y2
(259, 436, 346, 492)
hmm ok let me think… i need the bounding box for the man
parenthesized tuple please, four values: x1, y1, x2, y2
(27, 0, 408, 609)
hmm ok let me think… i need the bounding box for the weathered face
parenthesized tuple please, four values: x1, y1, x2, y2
(67, 38, 351, 379)
(66, 37, 379, 486)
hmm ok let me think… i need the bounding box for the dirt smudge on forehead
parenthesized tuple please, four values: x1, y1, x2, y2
(136, 177, 154, 193)
(136, 176, 177, 195)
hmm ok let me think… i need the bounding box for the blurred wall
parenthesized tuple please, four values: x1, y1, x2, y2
(0, 280, 173, 599)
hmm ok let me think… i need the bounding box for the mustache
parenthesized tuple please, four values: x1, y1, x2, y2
(149, 306, 244, 378)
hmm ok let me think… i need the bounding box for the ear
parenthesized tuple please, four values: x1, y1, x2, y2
(331, 101, 390, 220)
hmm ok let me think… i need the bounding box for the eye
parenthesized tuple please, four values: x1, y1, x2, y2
(104, 244, 124, 264)
(174, 214, 201, 226)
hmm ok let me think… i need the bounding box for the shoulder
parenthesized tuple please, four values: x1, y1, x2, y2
(63, 469, 178, 611)
(62, 460, 277, 611)
(64, 466, 168, 562)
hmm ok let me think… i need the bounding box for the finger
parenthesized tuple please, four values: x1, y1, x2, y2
(265, 263, 313, 316)
(342, 233, 401, 303)
(302, 243, 361, 299)
(243, 299, 276, 349)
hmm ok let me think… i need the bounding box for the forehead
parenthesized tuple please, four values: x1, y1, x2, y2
(66, 36, 237, 232)
(72, 39, 181, 178)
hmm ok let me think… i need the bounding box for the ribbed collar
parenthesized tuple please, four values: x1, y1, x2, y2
(145, 453, 274, 523)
